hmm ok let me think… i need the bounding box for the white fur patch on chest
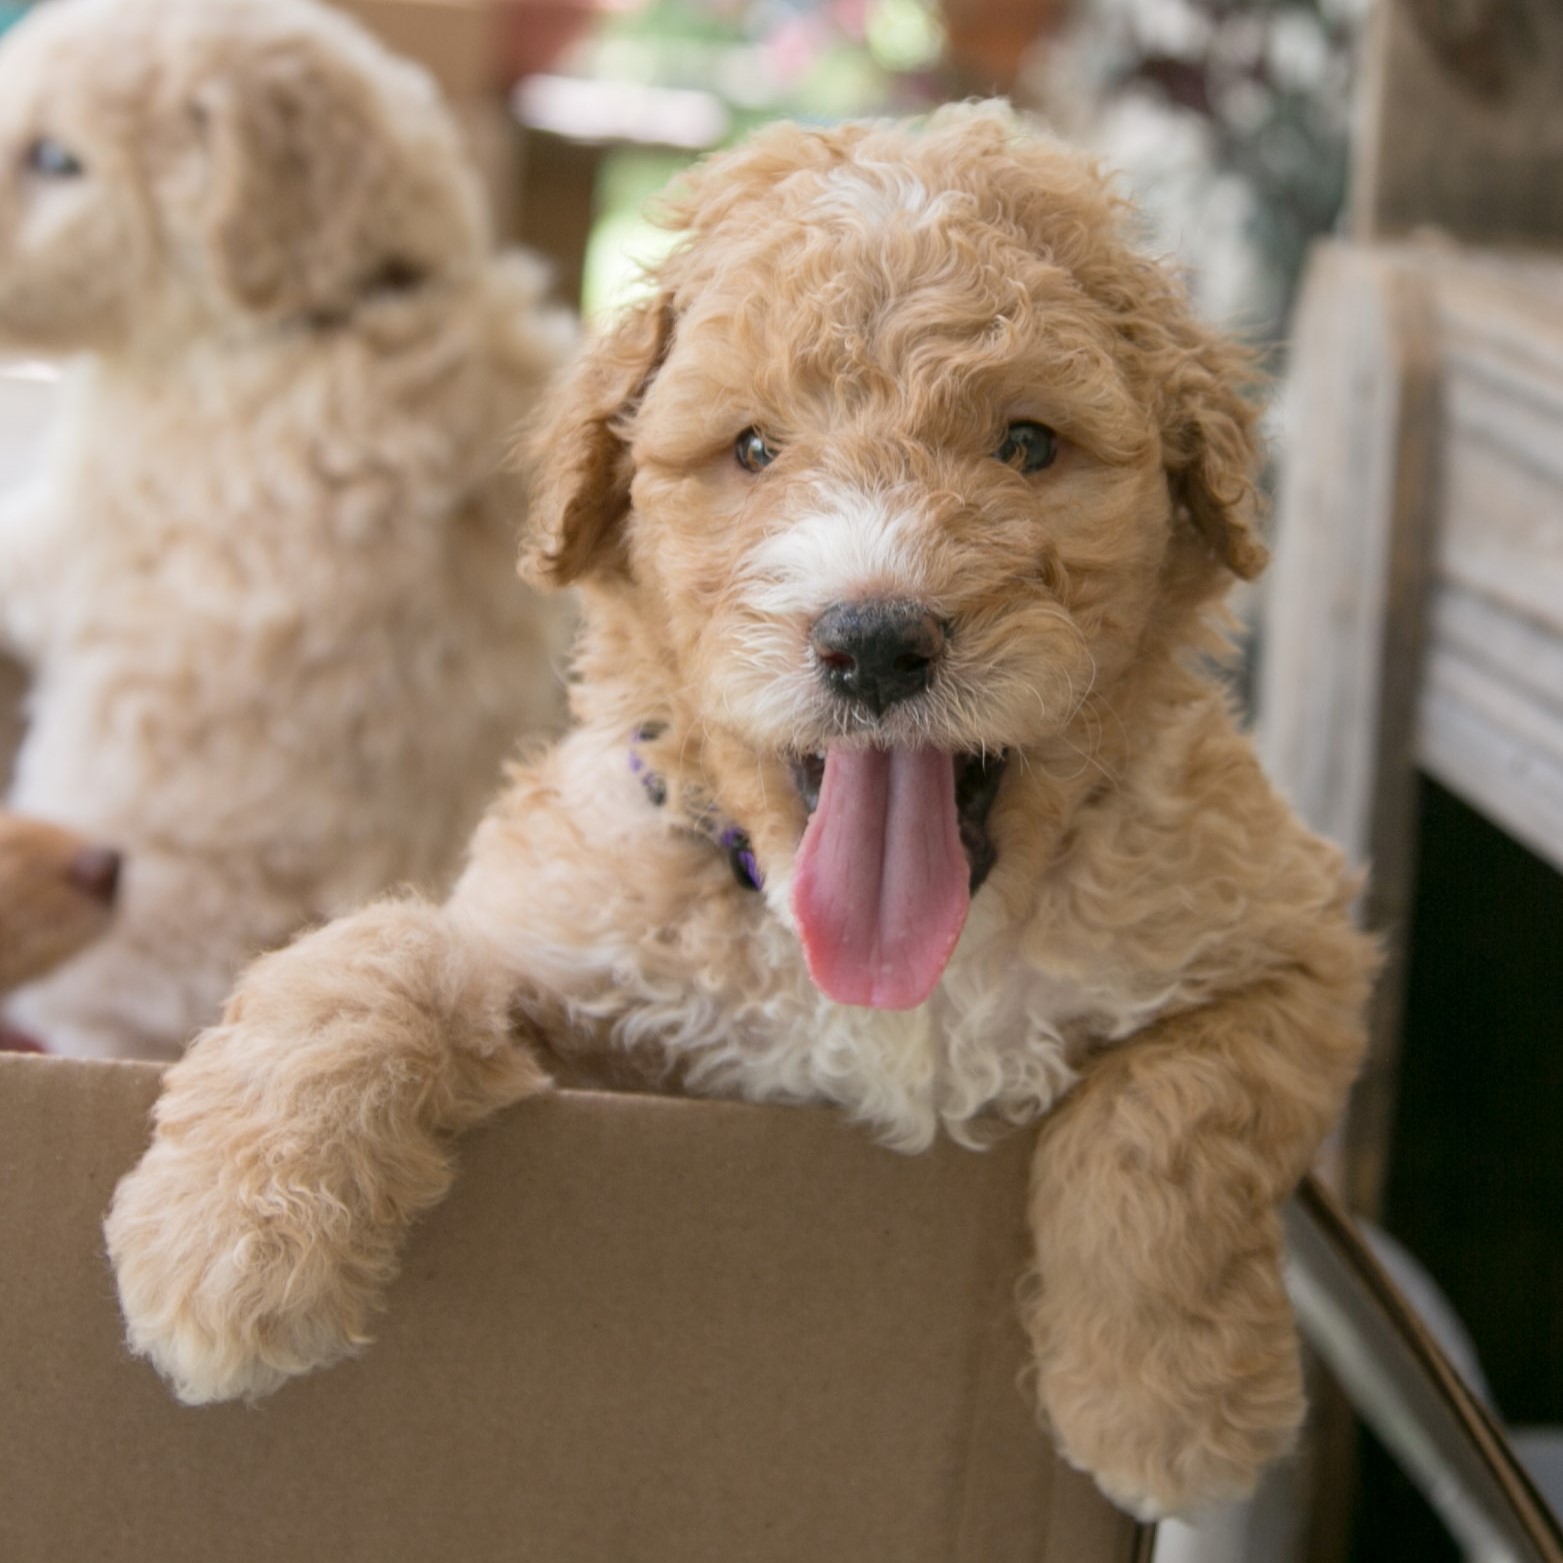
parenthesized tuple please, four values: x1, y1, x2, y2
(501, 734, 1163, 1153)
(592, 883, 1104, 1152)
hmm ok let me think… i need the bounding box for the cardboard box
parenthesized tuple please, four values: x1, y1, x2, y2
(0, 1055, 1146, 1563)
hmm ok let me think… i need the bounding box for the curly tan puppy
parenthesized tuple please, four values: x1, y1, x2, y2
(0, 0, 573, 1059)
(107, 105, 1376, 1518)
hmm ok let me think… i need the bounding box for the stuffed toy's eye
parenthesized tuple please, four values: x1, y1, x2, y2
(735, 428, 779, 473)
(24, 138, 85, 178)
(995, 421, 1058, 474)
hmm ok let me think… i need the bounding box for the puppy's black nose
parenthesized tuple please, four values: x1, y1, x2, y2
(809, 600, 945, 717)
(68, 846, 121, 906)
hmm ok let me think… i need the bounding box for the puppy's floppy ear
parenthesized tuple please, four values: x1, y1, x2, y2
(519, 293, 674, 589)
(984, 113, 1271, 584)
(195, 45, 460, 320)
(1159, 325, 1270, 582)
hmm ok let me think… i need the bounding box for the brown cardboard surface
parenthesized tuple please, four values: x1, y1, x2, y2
(0, 1054, 1143, 1563)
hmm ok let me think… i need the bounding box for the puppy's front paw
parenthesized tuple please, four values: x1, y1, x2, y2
(103, 898, 544, 1402)
(105, 1123, 394, 1404)
(102, 994, 470, 1404)
(1035, 1289, 1304, 1520)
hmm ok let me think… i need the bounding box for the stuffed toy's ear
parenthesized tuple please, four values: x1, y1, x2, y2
(195, 42, 473, 321)
(1160, 326, 1270, 582)
(519, 293, 674, 589)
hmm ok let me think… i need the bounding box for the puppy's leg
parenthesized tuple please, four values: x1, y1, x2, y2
(104, 896, 545, 1405)
(1026, 964, 1368, 1519)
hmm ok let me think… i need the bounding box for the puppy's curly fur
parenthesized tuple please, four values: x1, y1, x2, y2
(107, 105, 1376, 1517)
(0, 0, 574, 1059)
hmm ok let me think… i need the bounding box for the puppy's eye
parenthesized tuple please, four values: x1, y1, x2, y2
(735, 428, 779, 473)
(995, 421, 1058, 474)
(24, 138, 85, 179)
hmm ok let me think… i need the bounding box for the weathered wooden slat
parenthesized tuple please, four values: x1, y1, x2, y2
(1262, 242, 1563, 882)
(1438, 430, 1563, 632)
(1258, 241, 1442, 1223)
(1261, 239, 1563, 1229)
(1419, 647, 1563, 877)
(1258, 245, 1439, 875)
(1428, 582, 1563, 728)
(1424, 631, 1563, 773)
(1433, 270, 1563, 634)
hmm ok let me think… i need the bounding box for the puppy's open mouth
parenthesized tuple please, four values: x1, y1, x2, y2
(789, 748, 1007, 1012)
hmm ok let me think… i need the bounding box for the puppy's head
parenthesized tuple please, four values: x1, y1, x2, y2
(0, 0, 485, 353)
(526, 104, 1266, 1009)
(0, 814, 119, 994)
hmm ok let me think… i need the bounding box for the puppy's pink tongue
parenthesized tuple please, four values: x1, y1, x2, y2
(792, 747, 969, 1010)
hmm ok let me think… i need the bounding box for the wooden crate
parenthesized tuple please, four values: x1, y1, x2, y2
(1260, 240, 1563, 1216)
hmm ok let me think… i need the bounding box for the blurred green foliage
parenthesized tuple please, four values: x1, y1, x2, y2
(573, 0, 950, 314)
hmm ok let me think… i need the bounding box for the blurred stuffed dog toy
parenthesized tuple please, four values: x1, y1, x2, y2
(0, 0, 573, 1059)
(108, 106, 1376, 1516)
(0, 812, 118, 1048)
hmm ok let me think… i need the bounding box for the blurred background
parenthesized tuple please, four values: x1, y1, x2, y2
(312, 0, 1365, 344)
(1, 1, 1559, 1560)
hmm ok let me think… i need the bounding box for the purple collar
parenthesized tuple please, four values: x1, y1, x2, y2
(629, 725, 762, 892)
